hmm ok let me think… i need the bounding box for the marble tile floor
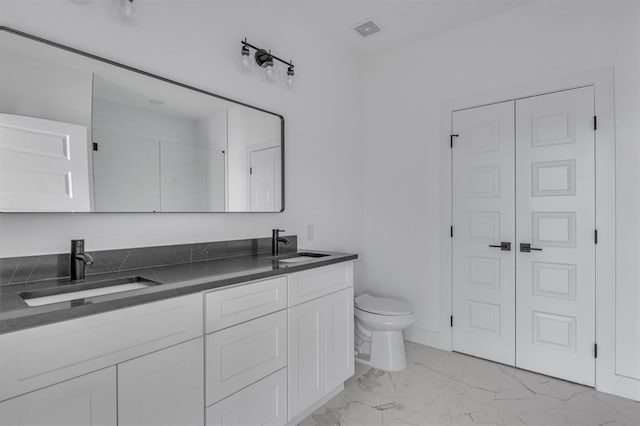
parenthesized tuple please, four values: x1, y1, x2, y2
(301, 342, 640, 426)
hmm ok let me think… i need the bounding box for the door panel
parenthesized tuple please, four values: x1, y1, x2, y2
(515, 86, 596, 386)
(287, 297, 326, 420)
(452, 101, 516, 366)
(326, 287, 355, 391)
(250, 146, 278, 212)
(118, 338, 204, 426)
(0, 367, 116, 426)
(0, 113, 90, 212)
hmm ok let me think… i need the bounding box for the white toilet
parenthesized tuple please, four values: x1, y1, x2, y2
(354, 293, 415, 372)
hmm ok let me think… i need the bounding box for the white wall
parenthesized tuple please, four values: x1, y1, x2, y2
(0, 0, 363, 258)
(93, 99, 199, 144)
(360, 0, 639, 399)
(0, 49, 93, 128)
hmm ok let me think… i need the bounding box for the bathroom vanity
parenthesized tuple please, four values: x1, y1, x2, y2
(0, 243, 356, 426)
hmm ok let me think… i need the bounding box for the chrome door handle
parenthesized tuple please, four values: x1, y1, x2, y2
(488, 242, 511, 251)
(520, 243, 542, 253)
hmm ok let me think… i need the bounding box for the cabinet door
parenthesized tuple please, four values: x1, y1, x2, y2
(287, 296, 327, 420)
(206, 368, 287, 426)
(118, 338, 204, 426)
(326, 287, 354, 391)
(0, 367, 116, 426)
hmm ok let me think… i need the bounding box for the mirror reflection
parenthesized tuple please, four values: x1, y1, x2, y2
(0, 28, 283, 213)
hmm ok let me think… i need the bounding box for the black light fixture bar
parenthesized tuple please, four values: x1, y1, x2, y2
(241, 38, 294, 69)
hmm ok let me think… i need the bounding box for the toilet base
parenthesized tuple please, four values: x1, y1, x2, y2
(356, 330, 407, 372)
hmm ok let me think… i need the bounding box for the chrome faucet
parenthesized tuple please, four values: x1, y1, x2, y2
(70, 239, 94, 282)
(271, 229, 290, 256)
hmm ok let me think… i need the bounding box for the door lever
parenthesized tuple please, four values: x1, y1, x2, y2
(488, 242, 511, 251)
(520, 243, 542, 253)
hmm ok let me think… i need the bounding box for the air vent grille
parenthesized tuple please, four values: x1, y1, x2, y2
(353, 20, 381, 37)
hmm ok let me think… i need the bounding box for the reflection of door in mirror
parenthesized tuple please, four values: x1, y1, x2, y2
(250, 147, 279, 212)
(0, 114, 91, 212)
(227, 107, 282, 212)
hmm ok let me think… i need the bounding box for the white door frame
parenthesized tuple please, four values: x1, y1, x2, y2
(437, 67, 624, 397)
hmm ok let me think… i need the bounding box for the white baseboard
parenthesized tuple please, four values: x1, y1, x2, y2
(404, 325, 450, 351)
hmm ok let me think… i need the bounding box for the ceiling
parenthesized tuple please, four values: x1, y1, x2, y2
(282, 0, 533, 56)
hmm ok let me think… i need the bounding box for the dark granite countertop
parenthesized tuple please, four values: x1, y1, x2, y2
(0, 250, 357, 334)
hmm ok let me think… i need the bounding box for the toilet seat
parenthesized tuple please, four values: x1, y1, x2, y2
(355, 294, 413, 316)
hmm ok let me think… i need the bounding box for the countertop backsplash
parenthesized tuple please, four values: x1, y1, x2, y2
(0, 236, 297, 286)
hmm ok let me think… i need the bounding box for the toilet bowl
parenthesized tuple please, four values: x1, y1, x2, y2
(354, 293, 415, 372)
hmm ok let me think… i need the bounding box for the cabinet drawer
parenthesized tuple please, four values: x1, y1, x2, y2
(288, 262, 353, 306)
(206, 368, 287, 426)
(0, 293, 202, 402)
(205, 276, 287, 333)
(206, 310, 287, 406)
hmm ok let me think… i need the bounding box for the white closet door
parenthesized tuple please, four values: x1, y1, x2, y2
(515, 87, 596, 386)
(452, 101, 516, 366)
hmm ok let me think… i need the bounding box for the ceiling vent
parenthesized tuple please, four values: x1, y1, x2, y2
(352, 20, 382, 38)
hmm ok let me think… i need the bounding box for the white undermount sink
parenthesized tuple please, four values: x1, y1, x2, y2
(278, 257, 315, 263)
(278, 252, 330, 263)
(21, 276, 160, 307)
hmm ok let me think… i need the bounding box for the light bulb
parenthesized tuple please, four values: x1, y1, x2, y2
(265, 64, 274, 80)
(241, 55, 250, 70)
(240, 45, 251, 70)
(120, 0, 135, 20)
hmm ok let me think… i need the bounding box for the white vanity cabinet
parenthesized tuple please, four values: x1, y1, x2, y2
(118, 338, 204, 426)
(0, 367, 117, 426)
(0, 259, 355, 426)
(287, 263, 355, 421)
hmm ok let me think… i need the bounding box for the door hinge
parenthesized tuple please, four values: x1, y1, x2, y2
(594, 343, 598, 358)
(450, 134, 459, 148)
(249, 167, 253, 175)
(594, 116, 597, 131)
(92, 142, 99, 151)
(450, 315, 454, 327)
(594, 229, 598, 244)
(450, 226, 454, 238)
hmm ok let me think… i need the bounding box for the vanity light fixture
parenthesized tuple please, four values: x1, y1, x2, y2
(240, 38, 296, 88)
